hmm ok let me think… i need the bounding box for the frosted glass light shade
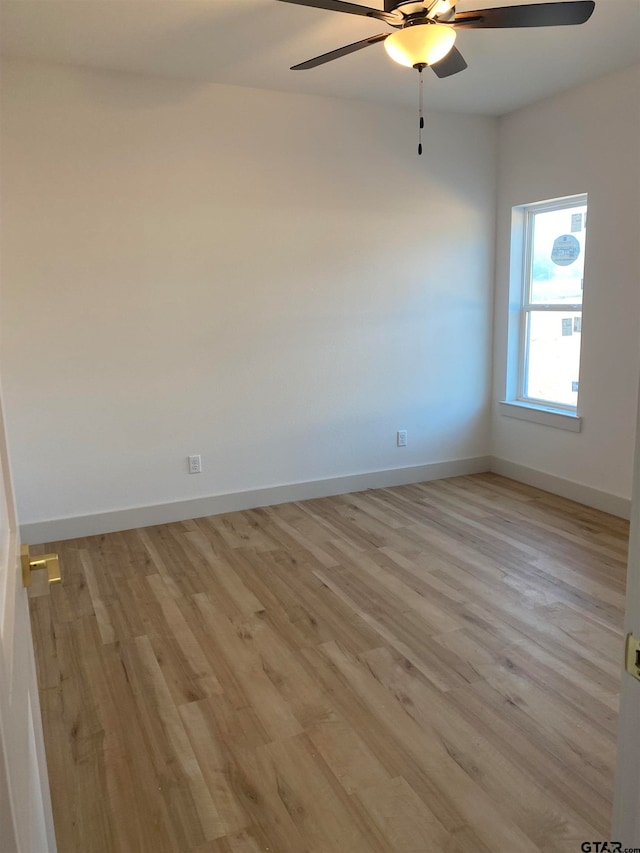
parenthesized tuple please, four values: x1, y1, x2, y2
(384, 24, 456, 68)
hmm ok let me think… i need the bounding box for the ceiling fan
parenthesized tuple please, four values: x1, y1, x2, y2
(277, 0, 595, 78)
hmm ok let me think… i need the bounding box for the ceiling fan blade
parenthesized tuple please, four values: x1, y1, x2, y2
(276, 0, 396, 24)
(291, 33, 389, 69)
(430, 46, 468, 78)
(450, 0, 595, 28)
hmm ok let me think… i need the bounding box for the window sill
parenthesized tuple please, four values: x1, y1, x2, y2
(499, 401, 582, 432)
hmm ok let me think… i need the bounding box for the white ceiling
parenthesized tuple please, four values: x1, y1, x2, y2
(1, 0, 639, 115)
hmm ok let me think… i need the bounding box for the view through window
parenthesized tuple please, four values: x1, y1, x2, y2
(521, 196, 587, 410)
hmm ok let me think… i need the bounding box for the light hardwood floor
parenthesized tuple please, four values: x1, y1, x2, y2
(28, 473, 629, 853)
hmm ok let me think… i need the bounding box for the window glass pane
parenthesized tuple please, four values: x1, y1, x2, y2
(529, 204, 587, 305)
(525, 311, 581, 407)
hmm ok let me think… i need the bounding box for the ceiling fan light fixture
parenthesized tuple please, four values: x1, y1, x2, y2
(384, 23, 456, 68)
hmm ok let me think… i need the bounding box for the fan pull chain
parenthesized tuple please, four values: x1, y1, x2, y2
(418, 66, 425, 156)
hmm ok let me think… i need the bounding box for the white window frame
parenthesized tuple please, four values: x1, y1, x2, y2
(500, 193, 587, 431)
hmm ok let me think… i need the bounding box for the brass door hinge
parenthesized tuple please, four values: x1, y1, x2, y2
(21, 544, 61, 588)
(624, 633, 640, 682)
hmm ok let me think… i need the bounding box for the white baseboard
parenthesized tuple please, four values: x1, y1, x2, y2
(22, 455, 492, 544)
(22, 454, 630, 544)
(489, 456, 631, 520)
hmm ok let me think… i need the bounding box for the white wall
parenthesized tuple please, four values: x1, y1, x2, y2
(0, 59, 497, 532)
(492, 64, 640, 503)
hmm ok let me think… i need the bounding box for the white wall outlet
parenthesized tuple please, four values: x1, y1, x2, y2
(397, 430, 407, 447)
(188, 454, 202, 474)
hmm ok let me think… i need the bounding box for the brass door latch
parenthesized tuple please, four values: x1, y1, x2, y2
(624, 633, 640, 682)
(21, 544, 61, 588)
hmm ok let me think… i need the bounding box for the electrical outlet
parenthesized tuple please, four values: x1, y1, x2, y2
(397, 430, 407, 447)
(188, 455, 202, 474)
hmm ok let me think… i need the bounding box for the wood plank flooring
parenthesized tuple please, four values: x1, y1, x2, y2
(28, 473, 629, 853)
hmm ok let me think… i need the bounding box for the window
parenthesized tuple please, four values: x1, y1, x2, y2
(502, 194, 587, 429)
